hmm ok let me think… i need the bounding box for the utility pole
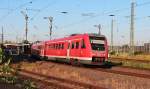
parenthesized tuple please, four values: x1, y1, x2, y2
(94, 24, 101, 35)
(1, 26, 3, 44)
(44, 16, 53, 40)
(109, 15, 115, 52)
(21, 11, 29, 41)
(130, 0, 135, 55)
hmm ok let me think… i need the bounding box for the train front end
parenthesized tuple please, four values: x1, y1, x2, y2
(89, 34, 108, 65)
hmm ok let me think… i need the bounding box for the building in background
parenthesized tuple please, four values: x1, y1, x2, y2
(109, 43, 150, 54)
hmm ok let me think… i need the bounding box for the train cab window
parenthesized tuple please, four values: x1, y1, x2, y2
(76, 42, 79, 49)
(89, 36, 105, 51)
(81, 39, 86, 48)
(72, 42, 75, 49)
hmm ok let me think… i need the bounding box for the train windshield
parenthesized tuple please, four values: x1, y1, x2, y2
(89, 36, 105, 51)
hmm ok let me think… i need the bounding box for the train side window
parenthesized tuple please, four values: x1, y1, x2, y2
(81, 39, 86, 48)
(54, 44, 56, 49)
(58, 44, 61, 49)
(56, 44, 58, 49)
(61, 43, 64, 49)
(51, 44, 53, 49)
(57, 44, 59, 49)
(52, 44, 54, 49)
(72, 42, 75, 49)
(61, 43, 63, 49)
(76, 42, 79, 49)
(50, 44, 53, 49)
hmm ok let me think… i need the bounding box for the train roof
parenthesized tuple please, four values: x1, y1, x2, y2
(32, 33, 107, 44)
(45, 33, 106, 42)
(88, 33, 106, 37)
(70, 33, 105, 37)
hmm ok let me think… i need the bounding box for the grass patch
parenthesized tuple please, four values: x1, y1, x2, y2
(0, 57, 36, 89)
(110, 53, 150, 61)
(110, 59, 150, 69)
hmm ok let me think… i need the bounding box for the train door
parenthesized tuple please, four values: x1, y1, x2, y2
(75, 40, 80, 57)
(41, 43, 46, 57)
(80, 39, 86, 57)
(67, 41, 71, 59)
(71, 40, 80, 57)
(43, 42, 47, 57)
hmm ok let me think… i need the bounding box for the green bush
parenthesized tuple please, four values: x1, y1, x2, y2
(109, 51, 116, 55)
(134, 51, 144, 55)
(22, 80, 36, 89)
(0, 76, 18, 84)
(0, 47, 37, 89)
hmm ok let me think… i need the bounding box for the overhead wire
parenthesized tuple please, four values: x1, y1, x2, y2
(60, 1, 150, 29)
(111, 0, 150, 27)
(60, 7, 129, 29)
(0, 0, 37, 22)
(30, 0, 57, 21)
(136, 1, 150, 7)
(0, 8, 13, 10)
(1, 0, 150, 33)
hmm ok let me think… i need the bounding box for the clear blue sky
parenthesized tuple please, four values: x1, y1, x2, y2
(0, 0, 150, 45)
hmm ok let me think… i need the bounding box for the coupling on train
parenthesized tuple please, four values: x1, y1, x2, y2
(31, 33, 108, 65)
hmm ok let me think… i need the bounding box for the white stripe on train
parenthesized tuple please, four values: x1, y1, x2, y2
(41, 55, 92, 60)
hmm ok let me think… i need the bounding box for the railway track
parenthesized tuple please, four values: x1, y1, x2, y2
(44, 60, 150, 79)
(110, 57, 150, 63)
(25, 60, 150, 80)
(94, 66, 150, 79)
(19, 69, 106, 89)
(12, 60, 150, 89)
(120, 66, 150, 71)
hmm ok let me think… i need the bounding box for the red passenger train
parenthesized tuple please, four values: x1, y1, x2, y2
(31, 33, 108, 65)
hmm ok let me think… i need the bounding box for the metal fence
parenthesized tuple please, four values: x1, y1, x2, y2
(109, 43, 150, 54)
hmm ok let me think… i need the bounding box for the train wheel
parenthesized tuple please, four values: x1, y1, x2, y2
(70, 59, 80, 66)
(43, 56, 48, 61)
